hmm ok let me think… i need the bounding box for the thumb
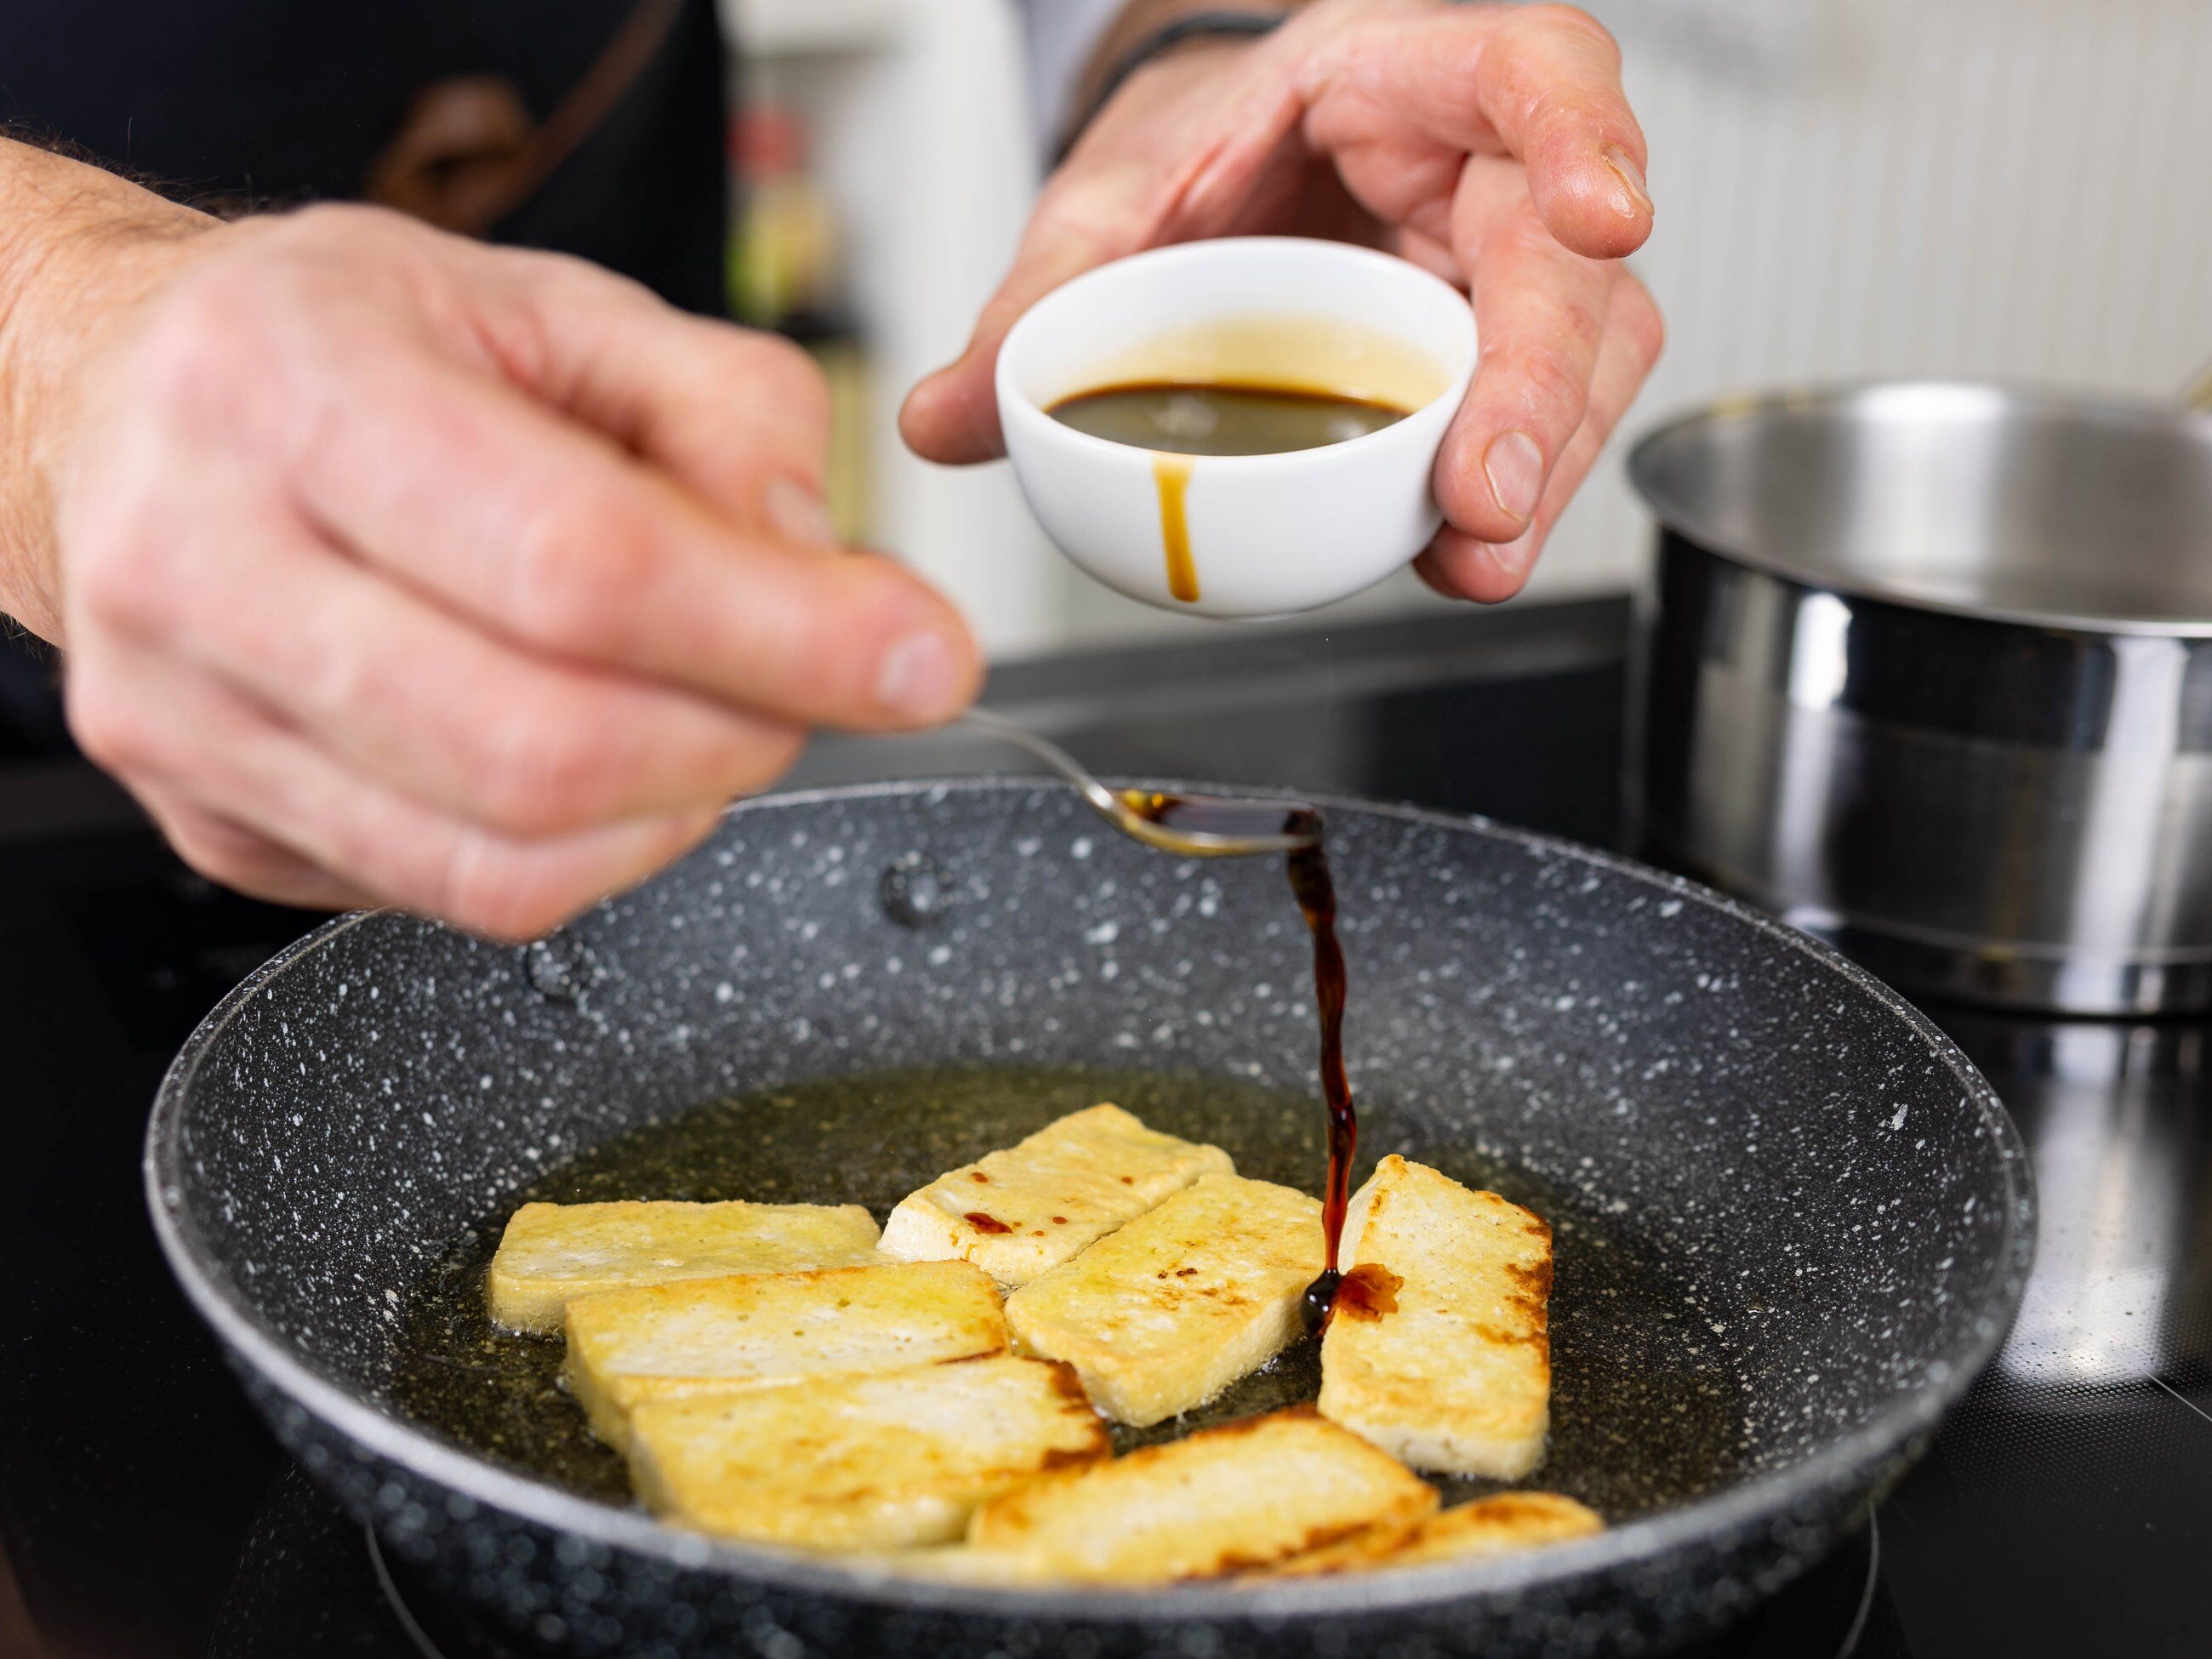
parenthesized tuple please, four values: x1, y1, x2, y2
(899, 201, 1135, 465)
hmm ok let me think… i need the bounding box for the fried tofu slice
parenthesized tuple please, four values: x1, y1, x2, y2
(625, 1354, 1108, 1551)
(963, 1406, 1438, 1583)
(1271, 1491, 1603, 1576)
(1004, 1173, 1322, 1426)
(878, 1103, 1234, 1289)
(1317, 1155, 1553, 1478)
(486, 1199, 881, 1334)
(563, 1260, 1008, 1451)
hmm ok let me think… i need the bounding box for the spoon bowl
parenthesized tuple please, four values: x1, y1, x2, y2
(959, 710, 1319, 858)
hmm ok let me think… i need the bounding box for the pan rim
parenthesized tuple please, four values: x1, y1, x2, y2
(1626, 375, 2212, 638)
(143, 776, 2035, 1621)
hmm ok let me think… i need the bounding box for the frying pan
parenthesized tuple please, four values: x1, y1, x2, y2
(144, 779, 2032, 1657)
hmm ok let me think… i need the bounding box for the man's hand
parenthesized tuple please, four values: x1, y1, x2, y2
(1, 153, 978, 938)
(903, 0, 1662, 602)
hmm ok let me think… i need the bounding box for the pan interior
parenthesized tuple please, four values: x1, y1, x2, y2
(151, 782, 2027, 1591)
(391, 1062, 1746, 1521)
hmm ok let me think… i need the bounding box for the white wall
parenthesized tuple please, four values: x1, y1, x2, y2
(1541, 0, 2212, 601)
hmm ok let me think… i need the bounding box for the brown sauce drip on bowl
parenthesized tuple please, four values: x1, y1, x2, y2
(1045, 380, 1410, 607)
(1153, 455, 1197, 602)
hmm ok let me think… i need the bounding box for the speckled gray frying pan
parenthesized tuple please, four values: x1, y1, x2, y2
(144, 780, 2032, 1659)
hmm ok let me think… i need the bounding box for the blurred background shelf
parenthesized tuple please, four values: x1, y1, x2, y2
(722, 0, 905, 58)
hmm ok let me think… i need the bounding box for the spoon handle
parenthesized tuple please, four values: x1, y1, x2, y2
(957, 710, 1126, 822)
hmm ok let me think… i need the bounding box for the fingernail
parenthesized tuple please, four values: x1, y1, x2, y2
(1600, 143, 1652, 220)
(875, 630, 962, 721)
(1489, 535, 1536, 580)
(764, 477, 838, 548)
(1483, 430, 1544, 525)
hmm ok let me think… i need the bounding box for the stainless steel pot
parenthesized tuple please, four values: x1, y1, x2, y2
(1628, 381, 2212, 1016)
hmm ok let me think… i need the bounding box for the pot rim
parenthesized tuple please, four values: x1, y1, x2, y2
(142, 777, 2037, 1624)
(1628, 377, 2212, 638)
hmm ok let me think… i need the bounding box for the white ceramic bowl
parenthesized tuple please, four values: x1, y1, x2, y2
(996, 237, 1477, 619)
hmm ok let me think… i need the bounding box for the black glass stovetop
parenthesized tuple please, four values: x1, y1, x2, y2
(0, 597, 2203, 1659)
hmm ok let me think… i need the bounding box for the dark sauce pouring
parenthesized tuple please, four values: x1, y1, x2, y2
(1118, 789, 1355, 1331)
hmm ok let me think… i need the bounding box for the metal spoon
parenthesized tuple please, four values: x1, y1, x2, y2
(959, 709, 1320, 858)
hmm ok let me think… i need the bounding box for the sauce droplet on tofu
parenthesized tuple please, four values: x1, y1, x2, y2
(1333, 1264, 1402, 1322)
(964, 1211, 1012, 1234)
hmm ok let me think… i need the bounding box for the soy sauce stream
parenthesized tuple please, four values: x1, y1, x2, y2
(1287, 828, 1355, 1333)
(1119, 791, 1354, 1328)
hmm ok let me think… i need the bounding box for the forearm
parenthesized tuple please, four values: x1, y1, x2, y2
(0, 137, 218, 641)
(1062, 0, 1304, 155)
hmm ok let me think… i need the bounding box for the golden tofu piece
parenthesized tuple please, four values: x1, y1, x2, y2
(878, 1103, 1234, 1289)
(564, 1260, 1008, 1451)
(625, 1355, 1108, 1551)
(486, 1200, 881, 1334)
(964, 1406, 1438, 1583)
(1004, 1173, 1323, 1426)
(1272, 1491, 1602, 1576)
(1318, 1155, 1553, 1478)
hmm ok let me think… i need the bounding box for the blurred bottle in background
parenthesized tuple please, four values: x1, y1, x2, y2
(727, 100, 870, 543)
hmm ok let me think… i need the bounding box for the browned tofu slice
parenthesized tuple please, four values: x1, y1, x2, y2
(563, 1260, 1007, 1451)
(1272, 1491, 1603, 1576)
(1004, 1173, 1322, 1425)
(963, 1406, 1438, 1582)
(625, 1355, 1107, 1551)
(1318, 1155, 1553, 1478)
(486, 1199, 881, 1333)
(878, 1103, 1234, 1288)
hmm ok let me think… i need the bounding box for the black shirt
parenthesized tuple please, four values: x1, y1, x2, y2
(0, 0, 729, 305)
(0, 0, 732, 747)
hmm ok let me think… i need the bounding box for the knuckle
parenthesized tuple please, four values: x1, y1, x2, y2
(65, 675, 153, 773)
(1619, 279, 1667, 365)
(168, 830, 254, 892)
(127, 243, 344, 442)
(739, 329, 824, 401)
(438, 837, 579, 944)
(292, 629, 376, 723)
(533, 246, 658, 311)
(722, 722, 808, 796)
(166, 815, 285, 893)
(277, 201, 388, 246)
(1502, 345, 1590, 442)
(474, 699, 614, 834)
(1519, 4, 1619, 60)
(733, 329, 830, 442)
(128, 286, 264, 430)
(506, 486, 657, 654)
(74, 527, 176, 636)
(1501, 204, 1577, 274)
(1029, 183, 1134, 262)
(254, 203, 426, 285)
